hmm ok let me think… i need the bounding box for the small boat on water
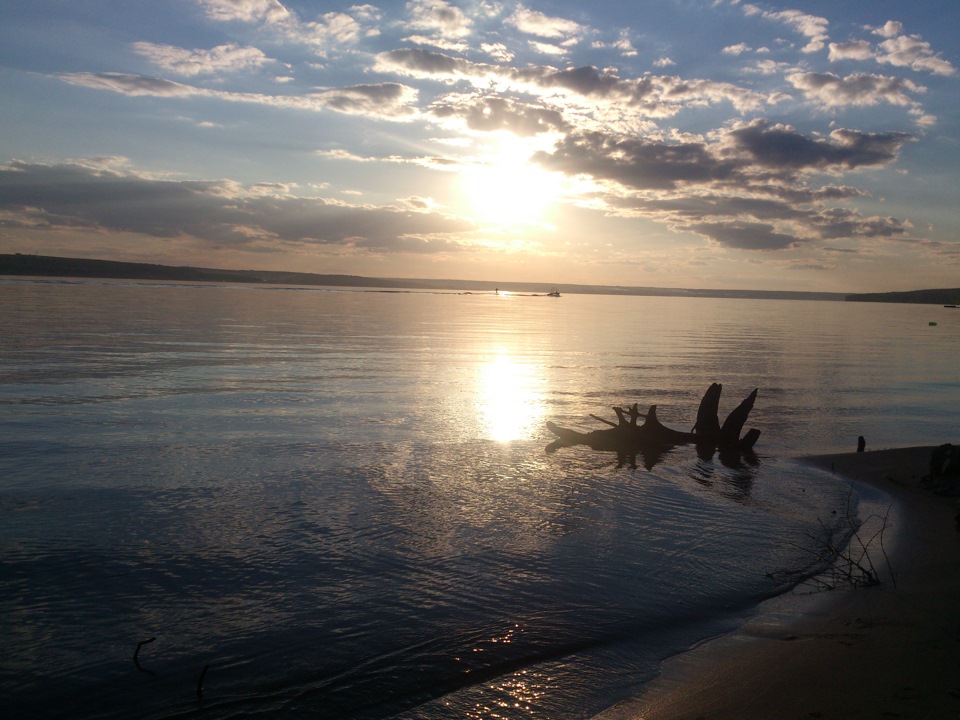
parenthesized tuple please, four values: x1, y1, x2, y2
(546, 288, 560, 297)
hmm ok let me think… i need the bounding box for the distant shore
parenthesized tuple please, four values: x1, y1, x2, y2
(0, 253, 856, 301)
(596, 446, 960, 720)
(6, 253, 959, 304)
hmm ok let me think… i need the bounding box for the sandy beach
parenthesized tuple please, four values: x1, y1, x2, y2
(596, 446, 960, 720)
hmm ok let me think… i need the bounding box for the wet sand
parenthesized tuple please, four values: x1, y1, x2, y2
(596, 446, 960, 720)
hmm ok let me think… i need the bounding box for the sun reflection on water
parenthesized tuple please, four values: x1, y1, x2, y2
(477, 352, 545, 443)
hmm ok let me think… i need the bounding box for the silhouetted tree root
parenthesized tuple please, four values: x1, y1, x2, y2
(545, 383, 761, 467)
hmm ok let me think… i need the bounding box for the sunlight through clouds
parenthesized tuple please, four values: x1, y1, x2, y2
(459, 136, 565, 229)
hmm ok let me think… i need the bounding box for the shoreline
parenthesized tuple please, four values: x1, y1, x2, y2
(595, 445, 960, 720)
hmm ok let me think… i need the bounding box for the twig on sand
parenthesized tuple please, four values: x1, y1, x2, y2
(132, 637, 157, 675)
(197, 663, 210, 700)
(133, 637, 156, 661)
(768, 490, 894, 592)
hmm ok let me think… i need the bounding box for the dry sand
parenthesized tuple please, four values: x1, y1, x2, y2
(596, 446, 960, 720)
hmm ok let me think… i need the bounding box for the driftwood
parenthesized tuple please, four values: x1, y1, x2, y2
(546, 383, 761, 467)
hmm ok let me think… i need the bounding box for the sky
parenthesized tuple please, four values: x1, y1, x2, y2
(1, 0, 959, 292)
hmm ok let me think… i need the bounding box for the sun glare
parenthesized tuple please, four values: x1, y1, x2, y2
(477, 352, 545, 443)
(460, 137, 564, 228)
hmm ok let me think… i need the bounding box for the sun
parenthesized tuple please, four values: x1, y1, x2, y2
(459, 137, 564, 227)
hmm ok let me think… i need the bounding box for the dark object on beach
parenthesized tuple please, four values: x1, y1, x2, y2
(546, 383, 760, 468)
(924, 444, 960, 500)
(929, 444, 959, 479)
(857, 436, 866, 452)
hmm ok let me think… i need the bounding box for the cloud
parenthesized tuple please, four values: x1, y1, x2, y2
(827, 40, 873, 62)
(743, 4, 829, 53)
(534, 131, 735, 190)
(528, 40, 567, 56)
(788, 262, 835, 271)
(871, 20, 903, 39)
(686, 220, 799, 250)
(481, 43, 515, 62)
(594, 31, 639, 58)
(302, 11, 367, 46)
(404, 0, 472, 39)
(541, 121, 900, 192)
(746, 59, 792, 75)
(723, 43, 752, 56)
(830, 22, 955, 76)
(310, 83, 420, 117)
(403, 35, 469, 53)
(196, 0, 291, 25)
(507, 5, 584, 40)
(374, 48, 776, 116)
(429, 95, 569, 136)
(788, 71, 924, 108)
(0, 160, 474, 253)
(60, 72, 203, 97)
(349, 4, 381, 23)
(59, 72, 420, 119)
(131, 42, 272, 76)
(314, 149, 379, 162)
(315, 149, 459, 171)
(876, 34, 956, 76)
(195, 0, 375, 53)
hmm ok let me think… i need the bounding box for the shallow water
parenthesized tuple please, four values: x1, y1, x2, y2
(1, 279, 958, 718)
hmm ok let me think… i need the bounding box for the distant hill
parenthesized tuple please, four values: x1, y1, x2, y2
(845, 288, 960, 305)
(1, 253, 850, 301)
(0, 253, 428, 290)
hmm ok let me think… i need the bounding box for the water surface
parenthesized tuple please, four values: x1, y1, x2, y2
(1, 279, 957, 718)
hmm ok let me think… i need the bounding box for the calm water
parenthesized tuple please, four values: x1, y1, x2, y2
(1, 279, 958, 719)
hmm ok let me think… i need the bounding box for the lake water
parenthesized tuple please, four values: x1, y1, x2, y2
(1, 278, 958, 719)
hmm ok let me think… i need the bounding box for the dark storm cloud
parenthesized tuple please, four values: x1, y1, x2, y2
(535, 121, 912, 194)
(686, 221, 800, 250)
(808, 208, 911, 239)
(0, 161, 473, 252)
(608, 189, 908, 251)
(727, 120, 914, 170)
(533, 132, 739, 190)
(533, 119, 914, 250)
